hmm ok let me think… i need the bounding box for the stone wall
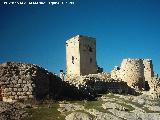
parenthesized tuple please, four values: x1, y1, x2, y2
(143, 59, 154, 81)
(111, 66, 121, 80)
(0, 62, 61, 102)
(111, 58, 154, 90)
(66, 35, 81, 75)
(149, 76, 160, 99)
(65, 73, 137, 95)
(79, 36, 97, 75)
(120, 59, 145, 89)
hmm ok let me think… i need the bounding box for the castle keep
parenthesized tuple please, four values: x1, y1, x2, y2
(66, 35, 97, 76)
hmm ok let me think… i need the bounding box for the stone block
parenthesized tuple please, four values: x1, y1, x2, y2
(15, 84, 21, 87)
(12, 80, 17, 85)
(29, 95, 34, 99)
(13, 88, 18, 92)
(15, 95, 19, 100)
(10, 96, 15, 100)
(18, 79, 23, 84)
(11, 92, 16, 96)
(17, 92, 21, 95)
(18, 88, 23, 92)
(23, 86, 29, 92)
(26, 91, 32, 95)
(22, 80, 27, 84)
(8, 88, 12, 91)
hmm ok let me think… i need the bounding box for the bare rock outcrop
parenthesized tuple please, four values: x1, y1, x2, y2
(58, 102, 84, 113)
(65, 112, 93, 120)
(102, 102, 128, 111)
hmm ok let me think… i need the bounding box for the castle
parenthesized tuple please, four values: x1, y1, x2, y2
(0, 35, 159, 102)
(66, 35, 156, 91)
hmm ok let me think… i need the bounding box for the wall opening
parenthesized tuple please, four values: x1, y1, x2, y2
(72, 56, 74, 64)
(145, 81, 150, 91)
(0, 86, 2, 101)
(90, 58, 92, 63)
(89, 46, 93, 52)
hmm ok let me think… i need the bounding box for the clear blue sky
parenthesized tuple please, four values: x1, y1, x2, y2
(0, 0, 160, 74)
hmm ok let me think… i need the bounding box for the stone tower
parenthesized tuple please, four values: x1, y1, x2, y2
(119, 59, 145, 89)
(111, 58, 155, 90)
(66, 35, 97, 76)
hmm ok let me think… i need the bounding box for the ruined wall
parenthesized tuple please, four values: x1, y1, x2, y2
(148, 76, 160, 99)
(119, 59, 145, 89)
(66, 35, 97, 76)
(111, 59, 154, 89)
(111, 66, 121, 80)
(143, 59, 154, 81)
(65, 73, 136, 95)
(0, 62, 60, 102)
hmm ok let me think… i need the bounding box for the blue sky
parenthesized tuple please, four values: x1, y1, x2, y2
(0, 0, 160, 74)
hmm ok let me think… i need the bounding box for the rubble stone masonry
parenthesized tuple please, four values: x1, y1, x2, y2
(111, 59, 154, 90)
(0, 62, 57, 102)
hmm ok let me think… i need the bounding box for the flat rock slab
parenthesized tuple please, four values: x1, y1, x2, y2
(108, 109, 160, 120)
(65, 112, 93, 120)
(102, 102, 128, 111)
(86, 109, 122, 120)
(145, 105, 160, 112)
(58, 103, 84, 113)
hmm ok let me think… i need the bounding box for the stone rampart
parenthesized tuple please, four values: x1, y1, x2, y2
(0, 62, 60, 102)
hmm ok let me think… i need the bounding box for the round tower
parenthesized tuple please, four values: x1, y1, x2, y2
(119, 59, 145, 89)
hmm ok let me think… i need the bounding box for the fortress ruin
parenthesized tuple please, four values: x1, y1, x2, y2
(0, 35, 160, 102)
(65, 35, 159, 94)
(111, 58, 154, 90)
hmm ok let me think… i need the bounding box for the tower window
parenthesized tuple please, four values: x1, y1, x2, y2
(90, 58, 92, 63)
(89, 46, 93, 52)
(72, 56, 74, 64)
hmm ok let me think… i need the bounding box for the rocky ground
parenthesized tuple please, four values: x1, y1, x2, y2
(0, 62, 160, 120)
(57, 93, 160, 120)
(0, 101, 30, 120)
(0, 93, 160, 120)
